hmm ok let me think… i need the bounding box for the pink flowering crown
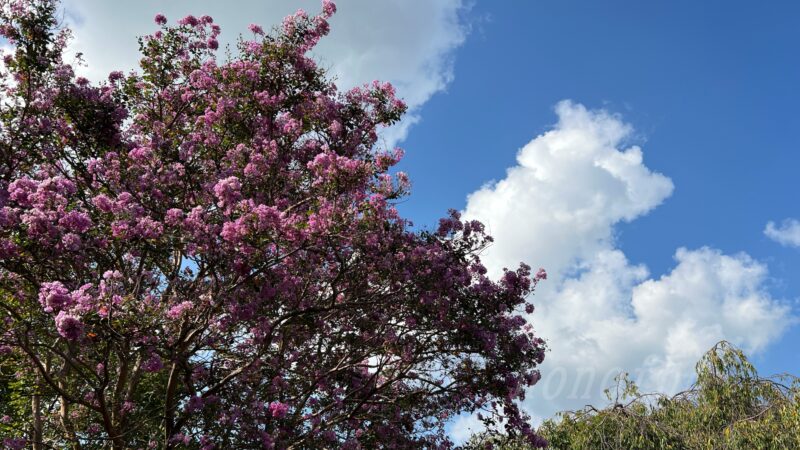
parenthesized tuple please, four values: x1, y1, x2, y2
(0, 0, 546, 447)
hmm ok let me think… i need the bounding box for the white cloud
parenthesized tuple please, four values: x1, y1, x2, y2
(461, 101, 793, 427)
(765, 219, 800, 248)
(465, 100, 674, 280)
(60, 0, 468, 146)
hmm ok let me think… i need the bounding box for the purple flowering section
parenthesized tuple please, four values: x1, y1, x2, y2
(0, 0, 546, 448)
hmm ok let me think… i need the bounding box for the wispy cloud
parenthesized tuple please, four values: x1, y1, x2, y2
(765, 219, 800, 248)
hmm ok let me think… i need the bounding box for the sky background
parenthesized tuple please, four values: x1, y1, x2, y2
(51, 0, 800, 441)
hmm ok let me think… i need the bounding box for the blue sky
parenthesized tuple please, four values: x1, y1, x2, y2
(47, 0, 800, 438)
(400, 0, 800, 373)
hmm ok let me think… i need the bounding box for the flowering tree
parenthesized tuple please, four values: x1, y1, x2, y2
(0, 0, 547, 448)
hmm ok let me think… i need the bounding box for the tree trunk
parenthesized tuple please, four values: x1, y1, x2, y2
(31, 392, 43, 450)
(59, 393, 81, 450)
(58, 359, 82, 450)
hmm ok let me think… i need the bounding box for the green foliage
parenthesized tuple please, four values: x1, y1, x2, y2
(469, 342, 800, 450)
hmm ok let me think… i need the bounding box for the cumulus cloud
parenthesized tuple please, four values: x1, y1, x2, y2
(60, 0, 468, 146)
(466, 100, 674, 280)
(765, 219, 800, 248)
(461, 101, 792, 428)
(539, 247, 789, 399)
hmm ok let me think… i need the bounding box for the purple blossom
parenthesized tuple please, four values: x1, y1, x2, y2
(268, 401, 289, 418)
(39, 282, 73, 313)
(55, 311, 84, 340)
(165, 208, 184, 226)
(134, 216, 164, 239)
(142, 352, 164, 373)
(213, 176, 242, 208)
(167, 301, 194, 319)
(62, 233, 82, 251)
(3, 438, 26, 450)
(178, 15, 199, 27)
(7, 177, 36, 207)
(322, 0, 337, 18)
(59, 210, 93, 233)
(186, 395, 205, 412)
(92, 194, 114, 212)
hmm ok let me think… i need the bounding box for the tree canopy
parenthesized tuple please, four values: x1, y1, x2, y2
(0, 0, 547, 448)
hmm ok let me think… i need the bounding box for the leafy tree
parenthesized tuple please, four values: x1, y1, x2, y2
(0, 0, 547, 448)
(469, 341, 800, 450)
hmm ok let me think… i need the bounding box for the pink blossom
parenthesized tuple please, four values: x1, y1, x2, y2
(167, 301, 194, 319)
(322, 0, 337, 18)
(54, 311, 83, 340)
(268, 401, 289, 418)
(8, 177, 36, 207)
(92, 194, 114, 212)
(39, 282, 73, 313)
(178, 15, 199, 27)
(213, 176, 242, 208)
(61, 233, 82, 251)
(134, 216, 163, 239)
(165, 208, 184, 226)
(59, 210, 93, 233)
